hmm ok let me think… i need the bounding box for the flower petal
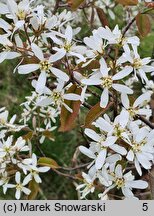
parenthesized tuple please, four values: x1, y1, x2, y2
(113, 66, 132, 80)
(112, 84, 133, 94)
(95, 150, 107, 170)
(100, 88, 109, 108)
(51, 67, 69, 81)
(18, 64, 39, 74)
(79, 146, 96, 159)
(31, 43, 44, 61)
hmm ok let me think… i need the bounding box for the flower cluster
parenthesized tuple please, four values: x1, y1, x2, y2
(0, 0, 154, 200)
(78, 110, 154, 199)
(0, 132, 50, 199)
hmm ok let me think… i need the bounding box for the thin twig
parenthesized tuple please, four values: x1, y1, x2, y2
(53, 169, 78, 180)
(122, 17, 136, 36)
(60, 162, 90, 171)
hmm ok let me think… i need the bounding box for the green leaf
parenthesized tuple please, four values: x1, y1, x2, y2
(59, 84, 81, 132)
(28, 180, 39, 200)
(84, 102, 114, 127)
(116, 0, 138, 6)
(38, 157, 60, 169)
(136, 13, 151, 37)
(67, 0, 85, 10)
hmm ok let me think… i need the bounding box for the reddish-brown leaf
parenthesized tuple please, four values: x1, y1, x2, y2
(59, 84, 81, 132)
(136, 13, 151, 37)
(67, 0, 85, 10)
(145, 2, 154, 8)
(116, 0, 138, 6)
(84, 102, 114, 127)
(96, 7, 109, 27)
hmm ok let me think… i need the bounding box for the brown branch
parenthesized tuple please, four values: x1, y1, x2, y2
(52, 169, 78, 180)
(137, 115, 154, 129)
(24, 24, 31, 45)
(53, 0, 60, 14)
(60, 162, 90, 171)
(122, 17, 136, 36)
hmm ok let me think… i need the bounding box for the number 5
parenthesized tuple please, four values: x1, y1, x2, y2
(142, 203, 148, 211)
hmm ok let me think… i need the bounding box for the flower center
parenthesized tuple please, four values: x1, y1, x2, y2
(113, 124, 125, 138)
(16, 183, 23, 190)
(16, 9, 26, 20)
(127, 107, 136, 117)
(51, 91, 63, 105)
(98, 137, 106, 149)
(115, 178, 125, 189)
(132, 140, 146, 153)
(30, 169, 38, 175)
(83, 179, 93, 189)
(4, 147, 11, 153)
(116, 34, 126, 45)
(102, 76, 113, 88)
(0, 118, 6, 125)
(133, 58, 142, 69)
(39, 60, 51, 71)
(63, 42, 72, 52)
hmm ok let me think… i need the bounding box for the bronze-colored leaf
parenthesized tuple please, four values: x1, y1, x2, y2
(145, 2, 154, 8)
(67, 0, 85, 10)
(96, 7, 109, 27)
(116, 0, 138, 6)
(84, 101, 114, 127)
(136, 13, 151, 37)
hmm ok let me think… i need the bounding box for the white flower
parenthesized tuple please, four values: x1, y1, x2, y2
(76, 172, 95, 199)
(18, 43, 69, 87)
(12, 137, 29, 152)
(36, 79, 81, 113)
(6, 0, 32, 29)
(126, 125, 154, 175)
(121, 92, 151, 119)
(82, 58, 133, 108)
(6, 172, 31, 199)
(101, 165, 148, 199)
(0, 107, 25, 129)
(24, 153, 50, 183)
(93, 111, 130, 142)
(118, 46, 154, 83)
(36, 126, 56, 144)
(79, 128, 126, 170)
(98, 25, 140, 52)
(0, 136, 29, 158)
(52, 25, 86, 63)
(0, 136, 14, 158)
(84, 30, 107, 65)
